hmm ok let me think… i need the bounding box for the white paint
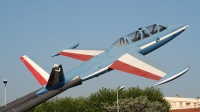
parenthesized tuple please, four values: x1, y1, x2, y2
(165, 96, 200, 110)
(140, 41, 156, 50)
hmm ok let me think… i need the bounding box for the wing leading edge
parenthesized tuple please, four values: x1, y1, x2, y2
(109, 52, 169, 80)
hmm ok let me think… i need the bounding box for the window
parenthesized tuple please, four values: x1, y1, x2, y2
(194, 103, 197, 108)
(146, 24, 158, 34)
(128, 31, 141, 42)
(126, 39, 129, 44)
(186, 102, 191, 107)
(170, 101, 176, 107)
(142, 30, 150, 38)
(179, 102, 183, 107)
(159, 25, 166, 32)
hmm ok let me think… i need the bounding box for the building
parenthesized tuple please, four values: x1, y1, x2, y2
(165, 95, 200, 112)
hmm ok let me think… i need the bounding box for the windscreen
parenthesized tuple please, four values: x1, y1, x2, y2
(112, 37, 125, 47)
(159, 25, 166, 32)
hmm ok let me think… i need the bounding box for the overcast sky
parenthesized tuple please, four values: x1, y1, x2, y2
(0, 1, 200, 106)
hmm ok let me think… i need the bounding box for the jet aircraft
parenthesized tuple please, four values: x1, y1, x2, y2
(20, 24, 190, 96)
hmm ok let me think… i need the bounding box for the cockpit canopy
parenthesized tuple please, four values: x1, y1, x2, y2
(112, 24, 166, 46)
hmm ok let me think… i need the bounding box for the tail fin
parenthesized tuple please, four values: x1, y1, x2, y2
(46, 64, 65, 88)
(36, 64, 65, 95)
(20, 55, 50, 86)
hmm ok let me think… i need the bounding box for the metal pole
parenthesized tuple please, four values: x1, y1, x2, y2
(116, 86, 125, 112)
(7, 77, 82, 112)
(5, 83, 6, 106)
(117, 89, 119, 112)
(198, 96, 199, 112)
(3, 79, 7, 106)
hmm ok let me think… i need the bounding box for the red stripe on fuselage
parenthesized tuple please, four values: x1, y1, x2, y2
(20, 57, 47, 86)
(59, 52, 93, 61)
(109, 60, 161, 80)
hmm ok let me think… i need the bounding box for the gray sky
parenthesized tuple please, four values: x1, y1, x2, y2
(0, 1, 200, 106)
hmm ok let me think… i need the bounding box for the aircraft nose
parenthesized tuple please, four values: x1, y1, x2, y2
(167, 24, 189, 34)
(169, 24, 189, 31)
(181, 24, 189, 30)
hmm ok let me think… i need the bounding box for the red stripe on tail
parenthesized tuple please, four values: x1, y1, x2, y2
(20, 57, 47, 86)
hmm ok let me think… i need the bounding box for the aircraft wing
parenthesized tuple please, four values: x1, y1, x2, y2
(56, 49, 105, 61)
(109, 52, 169, 80)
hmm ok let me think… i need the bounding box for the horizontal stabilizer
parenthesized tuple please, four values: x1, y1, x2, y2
(51, 43, 106, 61)
(154, 66, 190, 86)
(51, 43, 79, 57)
(58, 49, 105, 61)
(51, 53, 60, 57)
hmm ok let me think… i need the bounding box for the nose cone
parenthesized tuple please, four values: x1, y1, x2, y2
(168, 24, 189, 31)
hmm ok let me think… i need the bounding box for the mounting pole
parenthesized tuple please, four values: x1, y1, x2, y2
(117, 86, 125, 112)
(3, 79, 7, 106)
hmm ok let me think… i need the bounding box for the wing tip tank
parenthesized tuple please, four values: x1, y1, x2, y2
(154, 66, 190, 86)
